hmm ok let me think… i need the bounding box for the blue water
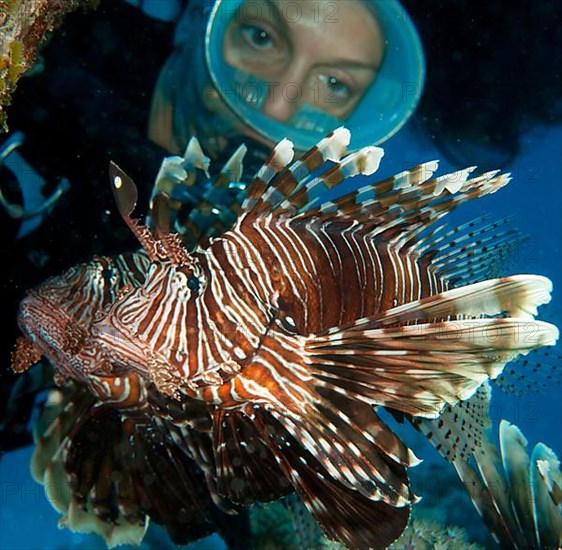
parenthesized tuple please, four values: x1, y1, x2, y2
(1, 122, 560, 549)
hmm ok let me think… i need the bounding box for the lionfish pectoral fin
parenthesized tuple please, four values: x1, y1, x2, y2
(370, 275, 556, 326)
(306, 276, 558, 419)
(211, 408, 293, 504)
(251, 410, 410, 550)
(413, 381, 493, 463)
(11, 336, 42, 373)
(34, 384, 242, 547)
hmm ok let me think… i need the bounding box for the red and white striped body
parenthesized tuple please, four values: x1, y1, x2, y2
(11, 128, 559, 549)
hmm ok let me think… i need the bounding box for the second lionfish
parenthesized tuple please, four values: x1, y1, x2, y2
(11, 128, 559, 548)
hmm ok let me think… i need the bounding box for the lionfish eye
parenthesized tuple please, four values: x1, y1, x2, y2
(187, 274, 200, 291)
(281, 314, 297, 333)
(101, 267, 113, 284)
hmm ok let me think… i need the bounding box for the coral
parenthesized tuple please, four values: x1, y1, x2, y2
(389, 518, 483, 550)
(0, 0, 98, 132)
(315, 516, 483, 550)
(250, 501, 301, 550)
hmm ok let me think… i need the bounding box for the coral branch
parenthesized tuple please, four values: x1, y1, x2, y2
(0, 0, 98, 131)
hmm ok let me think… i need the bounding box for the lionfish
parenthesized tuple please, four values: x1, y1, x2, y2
(11, 128, 559, 549)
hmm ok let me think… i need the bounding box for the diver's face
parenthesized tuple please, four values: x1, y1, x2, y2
(223, 0, 384, 123)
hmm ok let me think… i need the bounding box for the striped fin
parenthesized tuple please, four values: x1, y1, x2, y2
(349, 275, 555, 328)
(252, 409, 410, 550)
(32, 384, 248, 547)
(267, 391, 420, 507)
(227, 335, 419, 509)
(421, 217, 524, 286)
(306, 276, 558, 418)
(241, 137, 295, 212)
(241, 127, 355, 215)
(270, 159, 510, 269)
(212, 408, 292, 504)
(337, 168, 507, 235)
(273, 144, 385, 216)
(292, 159, 438, 220)
(413, 381, 492, 462)
(31, 386, 149, 547)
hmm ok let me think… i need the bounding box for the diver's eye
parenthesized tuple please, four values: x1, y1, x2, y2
(319, 75, 352, 102)
(240, 24, 274, 49)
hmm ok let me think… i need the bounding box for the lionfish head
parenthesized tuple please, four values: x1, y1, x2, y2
(12, 261, 117, 383)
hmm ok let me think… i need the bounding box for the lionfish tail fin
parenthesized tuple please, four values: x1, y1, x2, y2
(306, 275, 558, 418)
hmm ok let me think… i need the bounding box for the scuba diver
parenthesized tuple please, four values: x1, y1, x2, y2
(0, 0, 424, 453)
(148, 0, 425, 169)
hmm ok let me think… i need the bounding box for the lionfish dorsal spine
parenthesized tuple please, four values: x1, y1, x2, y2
(109, 161, 194, 270)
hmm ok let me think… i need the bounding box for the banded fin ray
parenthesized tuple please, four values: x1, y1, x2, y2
(305, 276, 557, 418)
(267, 394, 419, 506)
(220, 335, 419, 508)
(413, 381, 492, 462)
(212, 408, 292, 504)
(252, 410, 411, 550)
(241, 127, 380, 216)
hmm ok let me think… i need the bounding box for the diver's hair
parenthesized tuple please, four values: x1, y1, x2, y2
(402, 0, 562, 168)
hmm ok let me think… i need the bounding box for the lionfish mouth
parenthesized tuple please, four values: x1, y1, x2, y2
(13, 291, 89, 378)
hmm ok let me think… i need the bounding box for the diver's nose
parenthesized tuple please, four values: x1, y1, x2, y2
(262, 64, 307, 123)
(262, 85, 301, 122)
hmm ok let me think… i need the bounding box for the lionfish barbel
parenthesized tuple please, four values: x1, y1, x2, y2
(11, 128, 559, 548)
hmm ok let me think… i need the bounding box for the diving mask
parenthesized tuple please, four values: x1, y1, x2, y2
(205, 0, 425, 151)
